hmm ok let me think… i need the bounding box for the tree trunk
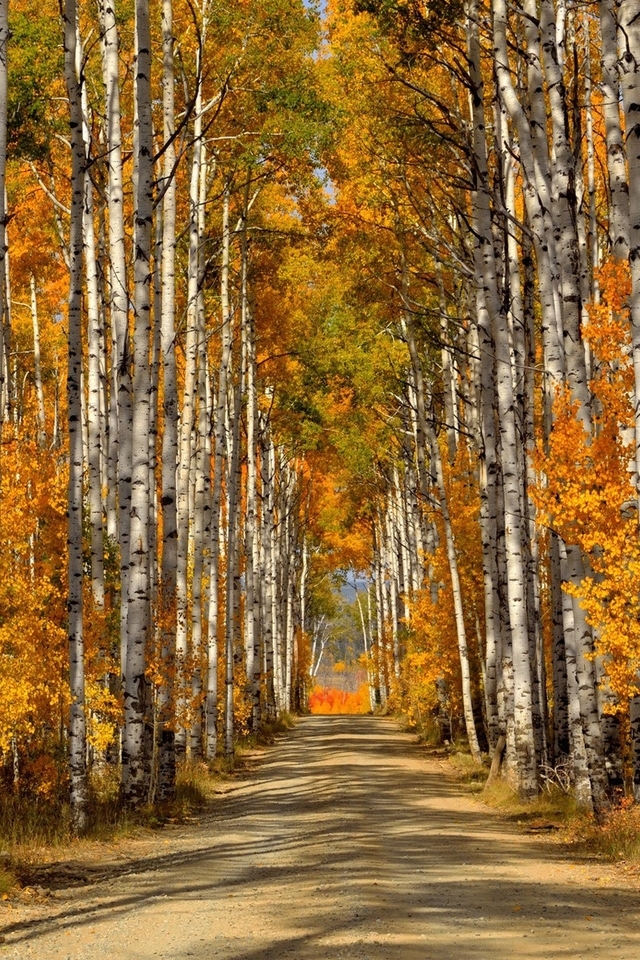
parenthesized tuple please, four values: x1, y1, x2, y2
(176, 62, 206, 756)
(64, 0, 88, 832)
(83, 166, 106, 612)
(157, 0, 178, 802)
(225, 376, 242, 757)
(601, 0, 630, 258)
(242, 212, 261, 730)
(99, 0, 133, 684)
(30, 276, 47, 447)
(206, 183, 233, 756)
(123, 0, 154, 806)
(617, 0, 640, 805)
(189, 143, 210, 761)
(468, 8, 503, 751)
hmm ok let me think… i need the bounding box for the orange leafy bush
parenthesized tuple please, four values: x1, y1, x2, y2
(308, 683, 370, 714)
(533, 260, 640, 706)
(0, 428, 69, 782)
(402, 439, 483, 732)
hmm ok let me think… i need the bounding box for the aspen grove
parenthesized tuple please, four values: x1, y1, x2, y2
(3, 0, 640, 829)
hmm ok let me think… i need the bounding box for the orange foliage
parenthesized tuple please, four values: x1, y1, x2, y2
(308, 683, 371, 714)
(533, 259, 640, 706)
(402, 439, 483, 728)
(0, 423, 68, 773)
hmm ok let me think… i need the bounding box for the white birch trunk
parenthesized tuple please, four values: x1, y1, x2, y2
(225, 376, 242, 756)
(558, 543, 593, 806)
(157, 0, 178, 801)
(189, 143, 209, 760)
(494, 0, 564, 389)
(474, 1, 535, 784)
(176, 66, 205, 754)
(190, 326, 208, 759)
(83, 162, 105, 612)
(206, 183, 232, 757)
(30, 277, 46, 447)
(549, 533, 569, 760)
(375, 520, 391, 703)
(617, 0, 640, 804)
(601, 0, 630, 257)
(242, 231, 261, 729)
(582, 11, 599, 305)
(385, 500, 400, 679)
(123, 0, 153, 805)
(269, 439, 284, 712)
(468, 2, 503, 752)
(356, 589, 376, 712)
(540, 0, 592, 429)
(64, 0, 87, 830)
(284, 519, 295, 712)
(99, 0, 133, 681)
(621, 0, 640, 515)
(260, 425, 277, 716)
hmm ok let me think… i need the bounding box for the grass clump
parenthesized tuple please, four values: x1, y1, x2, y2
(434, 738, 587, 822)
(0, 760, 213, 860)
(174, 762, 215, 812)
(482, 777, 583, 823)
(405, 715, 446, 747)
(239, 711, 296, 749)
(0, 794, 71, 849)
(0, 866, 17, 897)
(568, 799, 640, 861)
(447, 751, 490, 792)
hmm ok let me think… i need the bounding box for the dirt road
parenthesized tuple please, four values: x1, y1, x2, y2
(2, 716, 640, 959)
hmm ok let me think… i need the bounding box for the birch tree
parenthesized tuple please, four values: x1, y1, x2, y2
(99, 0, 133, 673)
(63, 0, 87, 830)
(123, 0, 154, 806)
(157, 0, 179, 800)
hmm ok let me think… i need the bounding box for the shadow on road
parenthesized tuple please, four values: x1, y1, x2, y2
(2, 716, 638, 960)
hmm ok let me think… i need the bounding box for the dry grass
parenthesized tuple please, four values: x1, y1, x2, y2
(0, 866, 17, 897)
(567, 800, 640, 862)
(407, 717, 448, 748)
(0, 794, 72, 849)
(242, 711, 296, 745)
(481, 776, 583, 823)
(447, 751, 490, 792)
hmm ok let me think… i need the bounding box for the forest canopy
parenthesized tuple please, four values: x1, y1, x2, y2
(0, 0, 639, 828)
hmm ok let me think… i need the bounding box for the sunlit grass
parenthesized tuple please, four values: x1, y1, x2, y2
(482, 777, 584, 821)
(0, 866, 17, 897)
(0, 794, 71, 849)
(567, 800, 640, 861)
(447, 750, 489, 791)
(238, 711, 296, 748)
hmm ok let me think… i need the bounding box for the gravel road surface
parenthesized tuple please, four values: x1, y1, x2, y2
(1, 715, 639, 959)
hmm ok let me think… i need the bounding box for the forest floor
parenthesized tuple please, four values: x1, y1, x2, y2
(1, 715, 639, 959)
